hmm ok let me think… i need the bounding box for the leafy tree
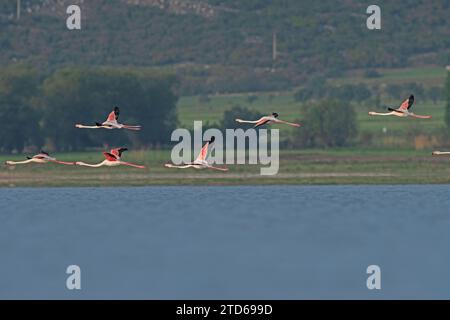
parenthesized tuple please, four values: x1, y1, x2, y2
(427, 86, 443, 104)
(294, 100, 357, 148)
(221, 105, 263, 129)
(0, 65, 42, 152)
(41, 67, 178, 150)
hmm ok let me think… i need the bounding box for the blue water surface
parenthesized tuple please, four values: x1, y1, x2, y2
(0, 185, 449, 299)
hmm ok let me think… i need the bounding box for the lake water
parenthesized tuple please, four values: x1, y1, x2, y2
(0, 185, 449, 299)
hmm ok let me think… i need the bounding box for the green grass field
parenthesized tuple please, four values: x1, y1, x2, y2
(2, 149, 450, 187)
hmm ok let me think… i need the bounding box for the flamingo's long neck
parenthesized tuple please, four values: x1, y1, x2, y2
(6, 159, 35, 165)
(236, 119, 258, 124)
(76, 124, 101, 129)
(368, 111, 394, 116)
(76, 160, 107, 168)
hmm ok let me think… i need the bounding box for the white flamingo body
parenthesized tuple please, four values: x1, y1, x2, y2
(5, 151, 74, 166)
(236, 113, 301, 128)
(368, 111, 407, 117)
(368, 95, 431, 119)
(368, 110, 430, 118)
(165, 137, 228, 172)
(75, 148, 145, 169)
(75, 107, 141, 131)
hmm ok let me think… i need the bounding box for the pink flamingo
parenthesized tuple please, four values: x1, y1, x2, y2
(165, 137, 228, 171)
(76, 148, 145, 169)
(236, 112, 301, 128)
(5, 151, 75, 166)
(369, 95, 431, 119)
(76, 107, 141, 130)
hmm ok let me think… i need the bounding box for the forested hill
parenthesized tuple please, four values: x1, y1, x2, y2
(1, 0, 449, 93)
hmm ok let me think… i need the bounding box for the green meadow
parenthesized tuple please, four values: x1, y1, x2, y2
(2, 148, 450, 187)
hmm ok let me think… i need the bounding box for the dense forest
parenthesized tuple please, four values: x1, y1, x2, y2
(0, 0, 449, 93)
(0, 65, 178, 152)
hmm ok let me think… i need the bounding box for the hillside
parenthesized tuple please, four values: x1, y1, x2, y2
(0, 0, 449, 93)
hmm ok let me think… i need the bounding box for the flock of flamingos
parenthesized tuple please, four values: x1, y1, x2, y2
(4, 94, 450, 171)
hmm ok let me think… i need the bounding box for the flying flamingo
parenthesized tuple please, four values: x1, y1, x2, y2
(75, 107, 141, 130)
(75, 148, 145, 168)
(165, 137, 228, 171)
(5, 151, 75, 166)
(368, 95, 432, 119)
(235, 112, 301, 128)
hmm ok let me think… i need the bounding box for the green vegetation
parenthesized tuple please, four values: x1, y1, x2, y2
(1, 0, 449, 93)
(175, 67, 450, 150)
(0, 65, 178, 152)
(293, 100, 357, 148)
(0, 66, 41, 152)
(2, 149, 450, 187)
(446, 72, 450, 132)
(1, 67, 449, 186)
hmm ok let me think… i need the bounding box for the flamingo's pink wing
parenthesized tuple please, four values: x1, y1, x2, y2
(110, 148, 120, 158)
(195, 142, 210, 162)
(398, 98, 410, 111)
(103, 152, 118, 161)
(106, 111, 116, 122)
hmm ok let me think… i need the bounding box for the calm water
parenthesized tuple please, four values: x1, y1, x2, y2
(0, 185, 449, 299)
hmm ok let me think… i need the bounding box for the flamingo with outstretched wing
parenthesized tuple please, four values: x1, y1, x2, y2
(236, 113, 301, 128)
(76, 148, 145, 168)
(76, 107, 142, 130)
(369, 95, 431, 119)
(5, 151, 75, 166)
(165, 137, 228, 171)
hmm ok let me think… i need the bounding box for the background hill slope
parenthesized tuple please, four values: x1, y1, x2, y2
(1, 0, 449, 93)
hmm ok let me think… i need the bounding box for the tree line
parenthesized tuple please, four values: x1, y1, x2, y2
(0, 65, 178, 153)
